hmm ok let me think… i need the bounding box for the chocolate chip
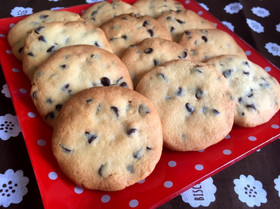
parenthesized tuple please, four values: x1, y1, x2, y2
(98, 164, 105, 177)
(176, 19, 184, 24)
(86, 99, 93, 103)
(138, 104, 150, 115)
(40, 14, 49, 20)
(59, 144, 72, 153)
(60, 64, 66, 69)
(201, 35, 208, 42)
(246, 104, 256, 111)
(170, 26, 175, 33)
(178, 50, 188, 59)
(122, 35, 128, 40)
(34, 26, 44, 34)
(176, 87, 183, 96)
(47, 45, 56, 53)
(46, 98, 52, 104)
(243, 61, 249, 66)
(133, 148, 142, 159)
(94, 41, 100, 47)
(247, 89, 254, 98)
(85, 132, 97, 144)
(185, 103, 194, 113)
(243, 71, 250, 75)
(127, 164, 134, 173)
(18, 47, 23, 54)
(111, 106, 119, 117)
(101, 77, 111, 86)
(147, 29, 154, 37)
(61, 83, 70, 91)
(120, 82, 128, 87)
(238, 97, 244, 104)
(45, 112, 54, 120)
(144, 48, 153, 54)
(195, 88, 203, 99)
(91, 10, 98, 16)
(127, 128, 137, 136)
(55, 104, 63, 111)
(157, 73, 167, 81)
(192, 67, 203, 74)
(146, 146, 152, 150)
(38, 35, 46, 42)
(153, 59, 159, 66)
(27, 52, 34, 57)
(142, 20, 150, 27)
(212, 109, 220, 115)
(96, 104, 102, 114)
(185, 30, 191, 35)
(109, 37, 117, 41)
(222, 69, 232, 78)
(32, 91, 37, 99)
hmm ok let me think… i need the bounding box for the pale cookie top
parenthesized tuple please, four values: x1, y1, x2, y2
(52, 86, 163, 191)
(136, 60, 235, 151)
(100, 13, 172, 57)
(206, 55, 280, 127)
(7, 10, 82, 61)
(31, 45, 133, 127)
(156, 9, 216, 42)
(133, 0, 184, 18)
(121, 38, 189, 86)
(23, 21, 112, 81)
(178, 29, 246, 61)
(82, 0, 140, 27)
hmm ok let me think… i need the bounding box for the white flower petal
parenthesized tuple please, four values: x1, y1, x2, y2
(251, 7, 270, 18)
(10, 7, 33, 17)
(0, 114, 21, 141)
(276, 23, 280, 32)
(246, 18, 264, 33)
(224, 2, 243, 14)
(181, 177, 216, 207)
(198, 3, 209, 11)
(233, 175, 267, 207)
(222, 21, 235, 31)
(1, 84, 11, 98)
(0, 169, 29, 207)
(265, 42, 280, 57)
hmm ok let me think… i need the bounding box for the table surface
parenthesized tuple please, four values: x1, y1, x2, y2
(0, 0, 280, 209)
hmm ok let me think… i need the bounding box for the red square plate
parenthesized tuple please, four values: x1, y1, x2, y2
(0, 0, 279, 208)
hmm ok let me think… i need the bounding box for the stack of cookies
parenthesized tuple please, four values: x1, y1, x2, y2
(7, 0, 280, 191)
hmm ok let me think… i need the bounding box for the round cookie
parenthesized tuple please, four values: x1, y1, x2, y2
(100, 13, 172, 57)
(23, 21, 113, 81)
(178, 29, 246, 61)
(136, 60, 235, 151)
(7, 10, 82, 61)
(31, 45, 133, 127)
(82, 0, 140, 27)
(156, 9, 216, 42)
(206, 55, 280, 127)
(133, 0, 184, 18)
(52, 86, 163, 191)
(121, 38, 190, 86)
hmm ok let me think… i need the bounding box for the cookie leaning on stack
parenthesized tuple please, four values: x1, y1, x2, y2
(31, 45, 133, 127)
(7, 10, 82, 61)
